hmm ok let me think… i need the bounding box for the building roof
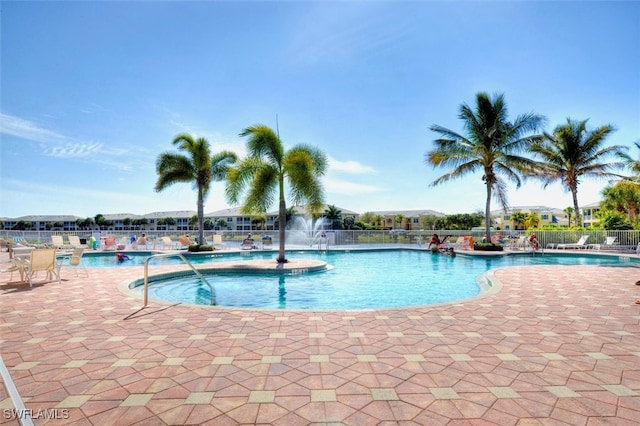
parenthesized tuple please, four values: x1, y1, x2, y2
(367, 209, 446, 217)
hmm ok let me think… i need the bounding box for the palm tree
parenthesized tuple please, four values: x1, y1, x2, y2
(563, 207, 574, 228)
(530, 119, 625, 227)
(226, 124, 327, 263)
(617, 139, 640, 179)
(323, 205, 343, 230)
(155, 133, 238, 245)
(426, 92, 545, 244)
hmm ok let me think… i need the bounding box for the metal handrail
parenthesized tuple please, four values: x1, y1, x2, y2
(143, 253, 215, 307)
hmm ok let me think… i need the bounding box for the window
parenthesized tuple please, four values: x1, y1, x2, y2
(503, 215, 510, 220)
(541, 215, 549, 220)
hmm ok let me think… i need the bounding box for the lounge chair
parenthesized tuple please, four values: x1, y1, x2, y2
(18, 248, 62, 288)
(557, 235, 589, 250)
(261, 235, 273, 250)
(588, 236, 617, 251)
(212, 234, 226, 250)
(67, 235, 87, 249)
(157, 236, 175, 250)
(241, 238, 255, 250)
(62, 247, 88, 277)
(103, 237, 117, 251)
(51, 235, 65, 250)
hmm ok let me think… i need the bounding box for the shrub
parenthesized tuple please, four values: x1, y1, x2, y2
(473, 242, 504, 251)
(187, 244, 214, 252)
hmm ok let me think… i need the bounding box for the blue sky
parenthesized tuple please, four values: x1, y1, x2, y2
(1, 1, 639, 219)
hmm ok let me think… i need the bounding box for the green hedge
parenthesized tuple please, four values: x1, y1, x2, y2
(473, 242, 504, 251)
(187, 244, 214, 252)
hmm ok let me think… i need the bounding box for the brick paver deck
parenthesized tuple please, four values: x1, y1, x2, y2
(1, 249, 639, 425)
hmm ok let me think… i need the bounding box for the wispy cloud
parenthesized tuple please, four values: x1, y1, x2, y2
(328, 156, 377, 174)
(287, 5, 410, 66)
(0, 112, 66, 143)
(324, 177, 386, 195)
(0, 112, 137, 168)
(44, 142, 104, 158)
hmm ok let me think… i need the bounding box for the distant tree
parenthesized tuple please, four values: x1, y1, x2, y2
(155, 133, 237, 246)
(510, 211, 527, 230)
(214, 218, 227, 230)
(227, 124, 327, 263)
(597, 211, 634, 230)
(420, 215, 439, 230)
(359, 212, 375, 225)
(343, 216, 355, 230)
(394, 214, 405, 230)
(426, 92, 545, 244)
(530, 118, 625, 227)
(252, 215, 267, 230)
(600, 180, 640, 228)
(323, 205, 343, 230)
(563, 207, 574, 228)
(373, 215, 384, 229)
(123, 218, 132, 229)
(523, 212, 540, 229)
(203, 218, 214, 230)
(189, 215, 199, 228)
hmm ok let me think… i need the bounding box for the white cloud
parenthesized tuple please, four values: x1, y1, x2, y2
(0, 113, 66, 143)
(324, 177, 386, 195)
(328, 156, 377, 174)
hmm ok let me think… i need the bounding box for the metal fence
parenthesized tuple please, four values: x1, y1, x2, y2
(2, 229, 640, 251)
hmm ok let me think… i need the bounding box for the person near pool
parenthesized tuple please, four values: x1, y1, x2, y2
(116, 252, 131, 262)
(528, 233, 540, 250)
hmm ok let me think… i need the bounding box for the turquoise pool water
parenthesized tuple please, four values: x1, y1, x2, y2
(122, 250, 637, 310)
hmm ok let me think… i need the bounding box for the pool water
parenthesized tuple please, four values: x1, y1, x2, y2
(125, 250, 637, 310)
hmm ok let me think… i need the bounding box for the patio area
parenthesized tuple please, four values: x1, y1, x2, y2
(1, 249, 639, 425)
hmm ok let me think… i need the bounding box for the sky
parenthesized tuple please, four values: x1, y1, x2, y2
(1, 1, 639, 220)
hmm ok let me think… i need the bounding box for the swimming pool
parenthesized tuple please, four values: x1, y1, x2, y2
(126, 250, 638, 310)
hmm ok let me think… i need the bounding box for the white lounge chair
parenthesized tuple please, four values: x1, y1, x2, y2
(212, 234, 226, 250)
(51, 235, 66, 250)
(557, 235, 589, 250)
(67, 235, 87, 249)
(18, 248, 62, 288)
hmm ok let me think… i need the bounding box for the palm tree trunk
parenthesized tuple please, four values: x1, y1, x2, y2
(485, 184, 492, 246)
(571, 188, 581, 228)
(197, 189, 205, 245)
(277, 177, 287, 263)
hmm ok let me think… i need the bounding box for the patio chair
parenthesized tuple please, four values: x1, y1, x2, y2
(557, 235, 589, 250)
(589, 236, 617, 251)
(18, 248, 62, 288)
(241, 238, 255, 250)
(158, 236, 175, 249)
(67, 235, 87, 249)
(103, 237, 117, 251)
(51, 235, 65, 250)
(261, 235, 273, 250)
(62, 247, 88, 277)
(213, 234, 226, 250)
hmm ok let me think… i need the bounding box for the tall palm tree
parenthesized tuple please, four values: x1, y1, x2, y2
(530, 119, 625, 227)
(617, 139, 640, 179)
(226, 124, 327, 263)
(426, 92, 545, 244)
(155, 133, 238, 245)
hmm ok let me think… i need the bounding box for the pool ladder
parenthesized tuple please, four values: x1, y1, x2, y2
(142, 253, 215, 307)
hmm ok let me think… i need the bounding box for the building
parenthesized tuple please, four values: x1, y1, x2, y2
(490, 205, 569, 230)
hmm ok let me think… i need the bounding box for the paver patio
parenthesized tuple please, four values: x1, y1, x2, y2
(1, 249, 639, 425)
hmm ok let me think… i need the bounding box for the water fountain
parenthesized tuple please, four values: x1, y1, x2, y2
(287, 216, 329, 248)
